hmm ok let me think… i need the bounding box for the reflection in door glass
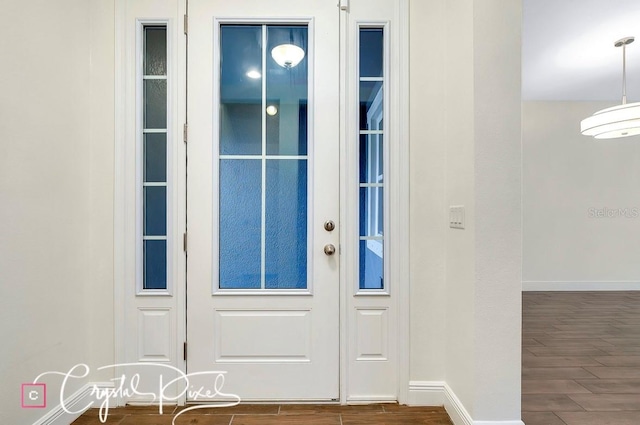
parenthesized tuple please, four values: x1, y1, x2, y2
(220, 26, 263, 155)
(219, 24, 309, 290)
(266, 26, 308, 156)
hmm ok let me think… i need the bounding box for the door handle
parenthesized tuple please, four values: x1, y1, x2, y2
(324, 244, 336, 256)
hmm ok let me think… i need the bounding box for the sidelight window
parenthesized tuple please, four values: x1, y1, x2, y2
(140, 24, 170, 292)
(358, 27, 386, 291)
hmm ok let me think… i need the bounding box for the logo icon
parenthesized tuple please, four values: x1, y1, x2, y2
(21, 384, 46, 409)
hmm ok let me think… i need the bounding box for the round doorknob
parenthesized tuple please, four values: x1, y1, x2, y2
(324, 244, 336, 256)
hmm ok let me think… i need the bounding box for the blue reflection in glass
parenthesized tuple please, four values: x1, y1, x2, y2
(144, 240, 167, 289)
(359, 240, 383, 289)
(359, 187, 383, 237)
(144, 186, 166, 236)
(266, 26, 308, 156)
(265, 160, 307, 289)
(359, 134, 384, 183)
(220, 25, 263, 155)
(359, 81, 384, 131)
(219, 159, 262, 289)
(360, 29, 383, 78)
(144, 133, 167, 182)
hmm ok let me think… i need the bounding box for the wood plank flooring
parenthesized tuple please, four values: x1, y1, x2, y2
(71, 404, 453, 424)
(523, 291, 640, 425)
(72, 291, 640, 424)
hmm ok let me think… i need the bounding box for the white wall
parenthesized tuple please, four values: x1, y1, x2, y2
(410, 0, 522, 422)
(444, 0, 478, 416)
(409, 0, 447, 384)
(472, 0, 522, 420)
(0, 1, 115, 423)
(523, 101, 640, 290)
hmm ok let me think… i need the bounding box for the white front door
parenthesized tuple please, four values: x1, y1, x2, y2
(186, 0, 340, 401)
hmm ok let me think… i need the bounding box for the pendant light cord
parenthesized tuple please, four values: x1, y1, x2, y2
(616, 37, 635, 104)
(623, 42, 628, 104)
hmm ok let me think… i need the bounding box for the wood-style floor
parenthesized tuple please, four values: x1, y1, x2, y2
(71, 404, 453, 424)
(72, 291, 640, 425)
(523, 291, 640, 425)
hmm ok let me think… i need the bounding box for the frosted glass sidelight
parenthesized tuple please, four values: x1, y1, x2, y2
(144, 133, 167, 182)
(220, 25, 263, 155)
(144, 240, 167, 290)
(265, 160, 308, 289)
(359, 240, 383, 290)
(144, 186, 167, 236)
(141, 24, 168, 292)
(266, 26, 308, 156)
(219, 160, 262, 289)
(144, 79, 167, 129)
(359, 29, 383, 78)
(144, 27, 167, 76)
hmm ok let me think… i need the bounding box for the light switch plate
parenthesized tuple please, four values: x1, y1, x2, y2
(449, 206, 465, 229)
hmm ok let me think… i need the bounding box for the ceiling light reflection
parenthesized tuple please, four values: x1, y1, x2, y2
(246, 70, 261, 79)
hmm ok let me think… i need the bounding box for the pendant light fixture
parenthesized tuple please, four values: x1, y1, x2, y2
(271, 28, 305, 69)
(581, 36, 640, 139)
(271, 44, 305, 69)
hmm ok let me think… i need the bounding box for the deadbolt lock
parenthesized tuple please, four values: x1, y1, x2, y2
(324, 220, 335, 232)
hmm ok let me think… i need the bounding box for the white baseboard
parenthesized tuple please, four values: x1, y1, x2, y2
(32, 382, 114, 425)
(408, 381, 524, 425)
(522, 281, 640, 291)
(407, 381, 448, 406)
(347, 395, 397, 403)
(475, 422, 525, 425)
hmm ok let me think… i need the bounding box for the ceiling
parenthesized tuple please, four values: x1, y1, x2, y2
(523, 0, 640, 101)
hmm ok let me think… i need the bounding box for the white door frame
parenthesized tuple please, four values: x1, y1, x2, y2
(114, 0, 409, 406)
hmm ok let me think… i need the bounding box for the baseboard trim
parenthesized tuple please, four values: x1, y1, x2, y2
(347, 395, 397, 403)
(408, 381, 449, 407)
(474, 422, 525, 425)
(32, 382, 114, 425)
(408, 381, 523, 425)
(522, 281, 640, 291)
(408, 381, 472, 425)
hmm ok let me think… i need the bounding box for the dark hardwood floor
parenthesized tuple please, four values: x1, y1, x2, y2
(71, 404, 453, 424)
(523, 291, 640, 425)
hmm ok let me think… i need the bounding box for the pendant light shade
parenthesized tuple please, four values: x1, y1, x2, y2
(581, 36, 640, 139)
(271, 44, 305, 68)
(580, 102, 640, 138)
